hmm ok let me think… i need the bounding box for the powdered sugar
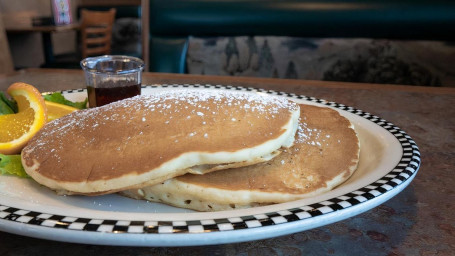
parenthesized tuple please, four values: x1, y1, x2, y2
(296, 121, 324, 148)
(108, 89, 298, 115)
(24, 88, 299, 158)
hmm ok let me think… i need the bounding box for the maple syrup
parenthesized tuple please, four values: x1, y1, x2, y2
(87, 84, 141, 107)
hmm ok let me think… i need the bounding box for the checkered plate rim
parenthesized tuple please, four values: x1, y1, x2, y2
(0, 84, 420, 236)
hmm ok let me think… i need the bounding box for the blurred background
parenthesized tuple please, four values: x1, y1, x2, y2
(1, 0, 454, 87)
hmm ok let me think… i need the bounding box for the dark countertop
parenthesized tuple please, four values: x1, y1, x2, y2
(0, 69, 454, 255)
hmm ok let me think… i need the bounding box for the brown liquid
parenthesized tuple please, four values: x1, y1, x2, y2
(87, 84, 141, 107)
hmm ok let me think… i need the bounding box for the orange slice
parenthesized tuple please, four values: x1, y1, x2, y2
(45, 101, 78, 121)
(0, 83, 48, 154)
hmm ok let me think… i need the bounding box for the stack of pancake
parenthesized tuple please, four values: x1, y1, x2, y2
(22, 89, 359, 211)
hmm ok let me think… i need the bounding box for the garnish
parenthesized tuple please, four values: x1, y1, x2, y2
(44, 92, 88, 109)
(45, 101, 79, 121)
(0, 92, 17, 115)
(0, 154, 29, 178)
(0, 83, 48, 154)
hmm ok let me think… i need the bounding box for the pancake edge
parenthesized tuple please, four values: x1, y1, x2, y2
(120, 111, 360, 211)
(22, 104, 300, 195)
(120, 154, 359, 211)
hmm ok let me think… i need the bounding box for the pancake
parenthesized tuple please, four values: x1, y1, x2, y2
(22, 89, 300, 195)
(121, 104, 360, 211)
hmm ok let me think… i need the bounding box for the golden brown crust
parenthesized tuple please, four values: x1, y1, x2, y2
(122, 104, 360, 211)
(21, 89, 299, 194)
(178, 105, 359, 194)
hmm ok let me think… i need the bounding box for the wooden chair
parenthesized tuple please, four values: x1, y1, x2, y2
(80, 8, 116, 58)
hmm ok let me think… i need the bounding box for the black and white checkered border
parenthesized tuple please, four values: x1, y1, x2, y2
(0, 84, 420, 234)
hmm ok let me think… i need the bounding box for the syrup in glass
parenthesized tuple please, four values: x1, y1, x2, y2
(87, 83, 141, 107)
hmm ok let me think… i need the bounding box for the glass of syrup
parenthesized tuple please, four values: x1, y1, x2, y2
(80, 55, 145, 107)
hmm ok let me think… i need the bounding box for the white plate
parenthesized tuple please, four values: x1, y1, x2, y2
(0, 84, 420, 246)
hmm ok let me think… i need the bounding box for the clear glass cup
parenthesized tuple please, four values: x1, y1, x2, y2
(80, 55, 145, 108)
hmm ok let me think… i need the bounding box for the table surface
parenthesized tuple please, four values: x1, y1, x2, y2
(4, 23, 80, 33)
(1, 69, 454, 255)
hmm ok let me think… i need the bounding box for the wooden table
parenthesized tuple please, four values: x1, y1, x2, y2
(1, 69, 454, 255)
(5, 24, 80, 66)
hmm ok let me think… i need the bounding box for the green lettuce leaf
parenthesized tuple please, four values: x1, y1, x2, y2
(0, 92, 17, 115)
(0, 154, 29, 178)
(44, 92, 88, 109)
(0, 98, 14, 115)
